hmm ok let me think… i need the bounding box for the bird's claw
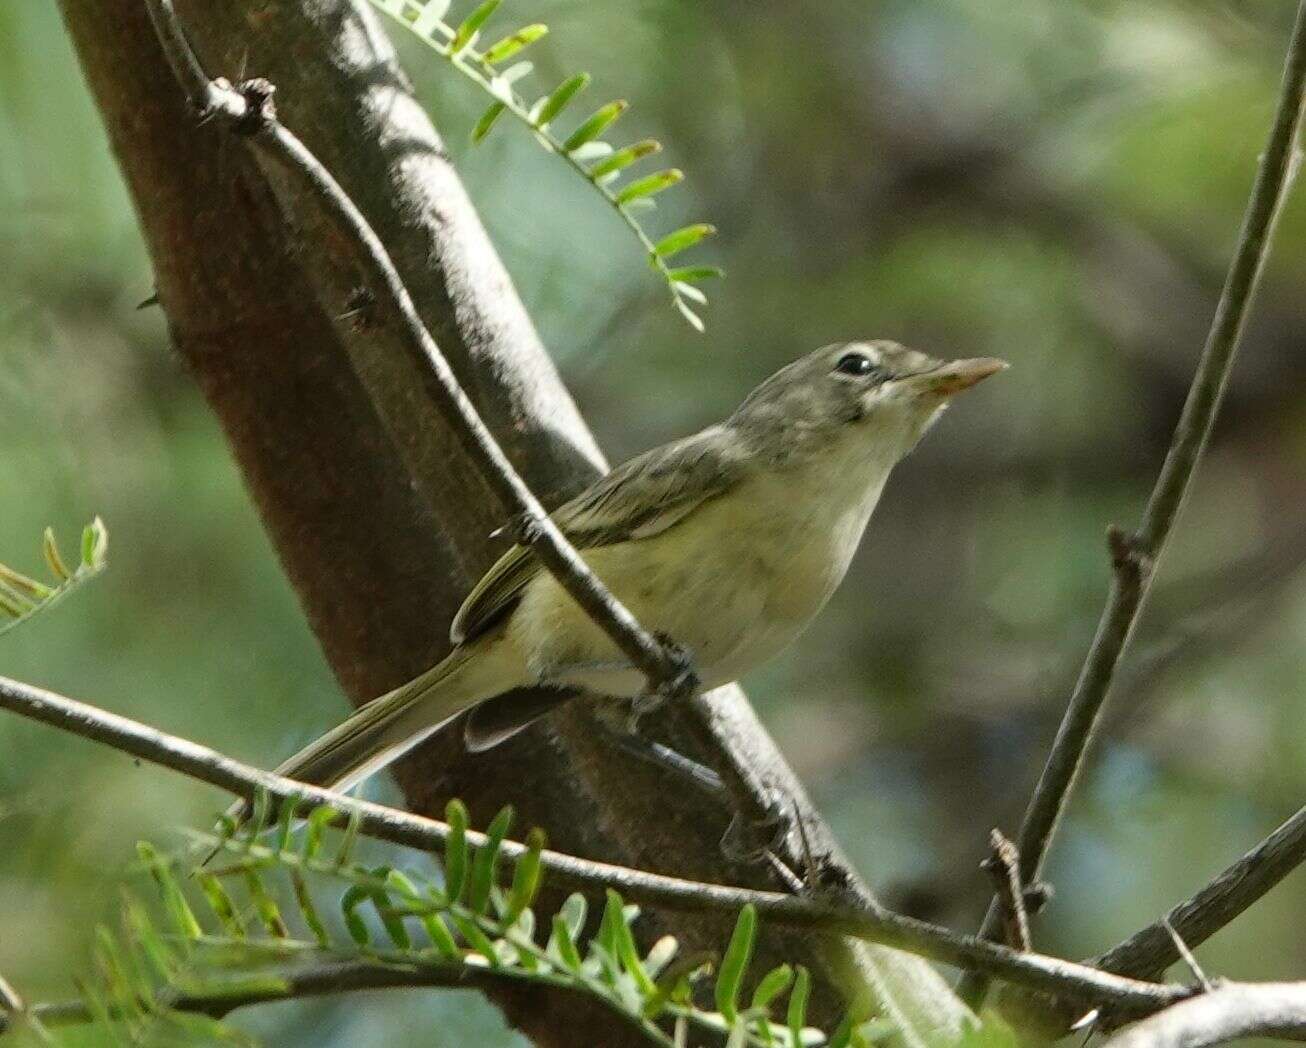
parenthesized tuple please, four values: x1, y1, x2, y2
(626, 634, 699, 732)
(654, 632, 700, 702)
(719, 788, 792, 863)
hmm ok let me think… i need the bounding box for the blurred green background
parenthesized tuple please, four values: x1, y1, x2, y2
(4, 0, 1306, 1044)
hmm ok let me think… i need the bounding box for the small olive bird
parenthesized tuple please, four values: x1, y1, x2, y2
(274, 341, 1005, 794)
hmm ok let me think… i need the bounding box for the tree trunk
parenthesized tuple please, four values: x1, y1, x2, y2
(57, 1, 971, 1043)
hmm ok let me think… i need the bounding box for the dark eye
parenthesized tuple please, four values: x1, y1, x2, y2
(834, 352, 878, 377)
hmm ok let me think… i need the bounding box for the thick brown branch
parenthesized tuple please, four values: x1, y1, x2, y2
(58, 0, 968, 1036)
(960, 0, 1306, 1006)
(142, 0, 690, 700)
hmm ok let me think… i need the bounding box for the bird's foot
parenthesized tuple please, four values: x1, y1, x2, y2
(719, 786, 792, 864)
(627, 633, 699, 732)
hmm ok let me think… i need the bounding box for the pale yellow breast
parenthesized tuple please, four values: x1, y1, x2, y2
(507, 445, 893, 696)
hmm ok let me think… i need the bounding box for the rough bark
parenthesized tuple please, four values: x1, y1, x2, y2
(57, 0, 970, 1042)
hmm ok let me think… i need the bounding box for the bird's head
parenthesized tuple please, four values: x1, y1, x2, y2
(731, 340, 1007, 465)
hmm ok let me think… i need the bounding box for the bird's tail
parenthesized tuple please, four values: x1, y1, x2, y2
(274, 644, 493, 794)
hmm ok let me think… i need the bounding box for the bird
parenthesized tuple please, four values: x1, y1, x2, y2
(271, 340, 1005, 795)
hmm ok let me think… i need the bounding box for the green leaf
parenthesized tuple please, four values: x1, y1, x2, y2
(336, 805, 362, 867)
(75, 975, 118, 1042)
(41, 527, 71, 581)
(197, 872, 245, 939)
(452, 913, 500, 966)
(827, 1014, 855, 1048)
(248, 787, 273, 843)
(481, 24, 548, 64)
(668, 265, 725, 283)
(606, 889, 655, 993)
(274, 792, 301, 854)
(303, 804, 339, 861)
(559, 891, 587, 940)
(81, 516, 108, 570)
(616, 168, 683, 204)
(244, 868, 289, 938)
(563, 100, 627, 153)
(291, 868, 330, 948)
(588, 138, 660, 181)
(0, 583, 29, 617)
(425, 910, 462, 959)
(468, 805, 513, 915)
(716, 904, 756, 1023)
(752, 963, 793, 1012)
(444, 798, 469, 903)
(0, 561, 49, 601)
(94, 927, 145, 1024)
(593, 889, 628, 984)
(341, 885, 372, 945)
(121, 892, 177, 985)
(535, 72, 590, 128)
(549, 913, 584, 970)
(370, 866, 412, 949)
(752, 964, 793, 1046)
(653, 223, 716, 259)
(787, 965, 811, 1048)
(451, 0, 500, 54)
(472, 101, 507, 143)
(138, 843, 202, 941)
(504, 826, 546, 924)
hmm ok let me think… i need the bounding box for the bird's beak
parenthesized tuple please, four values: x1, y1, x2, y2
(903, 357, 1008, 398)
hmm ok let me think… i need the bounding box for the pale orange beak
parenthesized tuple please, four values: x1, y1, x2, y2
(906, 357, 1008, 397)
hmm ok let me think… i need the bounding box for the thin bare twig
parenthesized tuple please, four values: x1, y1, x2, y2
(960, 0, 1306, 1006)
(142, 0, 693, 706)
(981, 829, 1032, 952)
(0, 673, 1190, 1017)
(1100, 982, 1306, 1048)
(1093, 804, 1306, 979)
(1161, 920, 1212, 993)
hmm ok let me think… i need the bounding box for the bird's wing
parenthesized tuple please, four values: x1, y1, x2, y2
(450, 426, 743, 644)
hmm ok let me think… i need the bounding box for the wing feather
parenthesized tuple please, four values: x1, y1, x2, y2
(450, 426, 741, 644)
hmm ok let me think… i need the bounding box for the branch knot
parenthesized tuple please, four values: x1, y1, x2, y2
(1107, 525, 1153, 586)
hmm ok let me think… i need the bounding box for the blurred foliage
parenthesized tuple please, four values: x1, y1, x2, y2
(4, 0, 1306, 1045)
(372, 0, 725, 329)
(0, 521, 107, 639)
(21, 800, 883, 1048)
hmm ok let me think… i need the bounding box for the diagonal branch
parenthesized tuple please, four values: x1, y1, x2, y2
(0, 672, 1191, 1018)
(63, 0, 970, 1035)
(1094, 804, 1306, 980)
(143, 0, 692, 709)
(960, 0, 1306, 1007)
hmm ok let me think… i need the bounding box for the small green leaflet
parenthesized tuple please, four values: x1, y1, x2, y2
(563, 100, 628, 153)
(617, 168, 683, 205)
(482, 24, 548, 64)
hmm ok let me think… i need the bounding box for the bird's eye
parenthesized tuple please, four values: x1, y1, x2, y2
(834, 352, 878, 377)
